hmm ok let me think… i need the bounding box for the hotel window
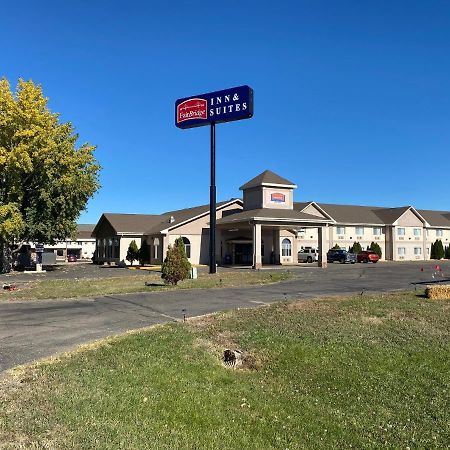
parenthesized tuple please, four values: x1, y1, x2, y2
(336, 227, 345, 235)
(436, 229, 443, 237)
(398, 247, 406, 256)
(397, 228, 405, 236)
(414, 247, 422, 256)
(153, 238, 160, 259)
(373, 227, 382, 235)
(181, 237, 191, 259)
(281, 238, 292, 257)
(413, 228, 421, 236)
(355, 227, 364, 236)
(113, 238, 120, 258)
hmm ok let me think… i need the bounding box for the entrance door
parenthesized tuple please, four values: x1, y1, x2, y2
(235, 243, 253, 265)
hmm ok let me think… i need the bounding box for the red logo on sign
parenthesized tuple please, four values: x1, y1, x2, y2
(271, 193, 285, 203)
(177, 98, 208, 123)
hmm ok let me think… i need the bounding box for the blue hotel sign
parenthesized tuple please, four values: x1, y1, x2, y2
(175, 85, 253, 129)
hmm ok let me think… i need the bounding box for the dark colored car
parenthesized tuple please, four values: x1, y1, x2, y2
(327, 249, 357, 264)
(357, 250, 380, 263)
(67, 254, 77, 262)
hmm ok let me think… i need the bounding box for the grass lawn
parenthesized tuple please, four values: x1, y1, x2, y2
(0, 271, 292, 302)
(1, 292, 449, 449)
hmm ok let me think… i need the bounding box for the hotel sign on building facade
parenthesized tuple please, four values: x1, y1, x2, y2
(175, 85, 253, 129)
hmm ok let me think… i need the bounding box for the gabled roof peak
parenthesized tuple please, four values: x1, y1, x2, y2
(239, 170, 297, 190)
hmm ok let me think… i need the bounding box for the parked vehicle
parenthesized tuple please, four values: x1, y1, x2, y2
(298, 248, 318, 263)
(67, 254, 78, 262)
(327, 249, 357, 264)
(357, 250, 380, 263)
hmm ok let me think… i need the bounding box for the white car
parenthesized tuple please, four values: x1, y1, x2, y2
(298, 248, 318, 263)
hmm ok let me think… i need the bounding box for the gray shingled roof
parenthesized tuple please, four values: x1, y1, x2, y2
(239, 170, 297, 190)
(295, 203, 386, 224)
(76, 224, 95, 239)
(294, 203, 422, 225)
(94, 200, 242, 236)
(373, 207, 413, 225)
(101, 213, 162, 234)
(417, 210, 450, 227)
(145, 200, 237, 234)
(217, 208, 331, 225)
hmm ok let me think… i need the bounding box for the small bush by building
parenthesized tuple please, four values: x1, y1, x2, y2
(350, 242, 362, 254)
(161, 237, 191, 285)
(139, 240, 150, 265)
(369, 242, 382, 258)
(126, 240, 139, 266)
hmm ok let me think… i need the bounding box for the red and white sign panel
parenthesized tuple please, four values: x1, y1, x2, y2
(271, 193, 285, 203)
(176, 98, 208, 124)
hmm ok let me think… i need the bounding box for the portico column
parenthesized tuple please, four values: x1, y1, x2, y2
(318, 225, 328, 268)
(273, 229, 281, 264)
(292, 232, 298, 264)
(252, 223, 262, 269)
(162, 234, 169, 263)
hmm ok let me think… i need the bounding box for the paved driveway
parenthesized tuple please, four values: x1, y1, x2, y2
(1, 261, 448, 373)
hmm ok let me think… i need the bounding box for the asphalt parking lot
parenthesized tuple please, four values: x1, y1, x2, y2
(0, 261, 449, 373)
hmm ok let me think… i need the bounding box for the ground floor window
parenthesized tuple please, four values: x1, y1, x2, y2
(153, 238, 159, 259)
(282, 238, 292, 257)
(414, 247, 422, 256)
(57, 249, 64, 257)
(182, 237, 191, 258)
(398, 247, 406, 256)
(113, 238, 119, 258)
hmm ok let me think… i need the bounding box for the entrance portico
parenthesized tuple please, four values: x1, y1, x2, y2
(216, 170, 331, 268)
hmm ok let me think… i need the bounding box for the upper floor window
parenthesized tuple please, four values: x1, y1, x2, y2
(413, 228, 421, 236)
(281, 238, 292, 257)
(355, 227, 364, 236)
(397, 228, 405, 236)
(336, 226, 345, 235)
(181, 237, 191, 259)
(373, 227, 382, 235)
(436, 229, 443, 237)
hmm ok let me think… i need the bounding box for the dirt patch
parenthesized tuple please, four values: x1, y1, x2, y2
(286, 298, 337, 312)
(361, 316, 384, 325)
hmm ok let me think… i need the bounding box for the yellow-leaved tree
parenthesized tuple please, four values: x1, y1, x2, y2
(0, 79, 101, 272)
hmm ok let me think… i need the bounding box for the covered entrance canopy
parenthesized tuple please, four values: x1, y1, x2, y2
(217, 208, 331, 268)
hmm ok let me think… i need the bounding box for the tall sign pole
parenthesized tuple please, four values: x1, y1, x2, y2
(175, 85, 253, 274)
(210, 123, 216, 273)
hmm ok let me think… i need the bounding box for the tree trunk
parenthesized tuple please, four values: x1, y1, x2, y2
(0, 239, 12, 273)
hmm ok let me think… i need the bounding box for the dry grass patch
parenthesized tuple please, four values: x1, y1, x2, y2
(425, 284, 450, 300)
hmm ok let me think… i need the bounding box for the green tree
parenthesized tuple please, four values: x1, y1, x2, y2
(126, 240, 139, 266)
(434, 239, 445, 260)
(0, 79, 100, 272)
(332, 244, 340, 250)
(445, 245, 450, 259)
(161, 237, 191, 285)
(351, 242, 362, 254)
(370, 242, 382, 258)
(138, 239, 150, 265)
(430, 241, 436, 259)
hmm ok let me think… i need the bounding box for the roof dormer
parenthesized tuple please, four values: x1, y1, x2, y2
(240, 170, 297, 210)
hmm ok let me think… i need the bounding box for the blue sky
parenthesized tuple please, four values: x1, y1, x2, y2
(2, 0, 449, 223)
